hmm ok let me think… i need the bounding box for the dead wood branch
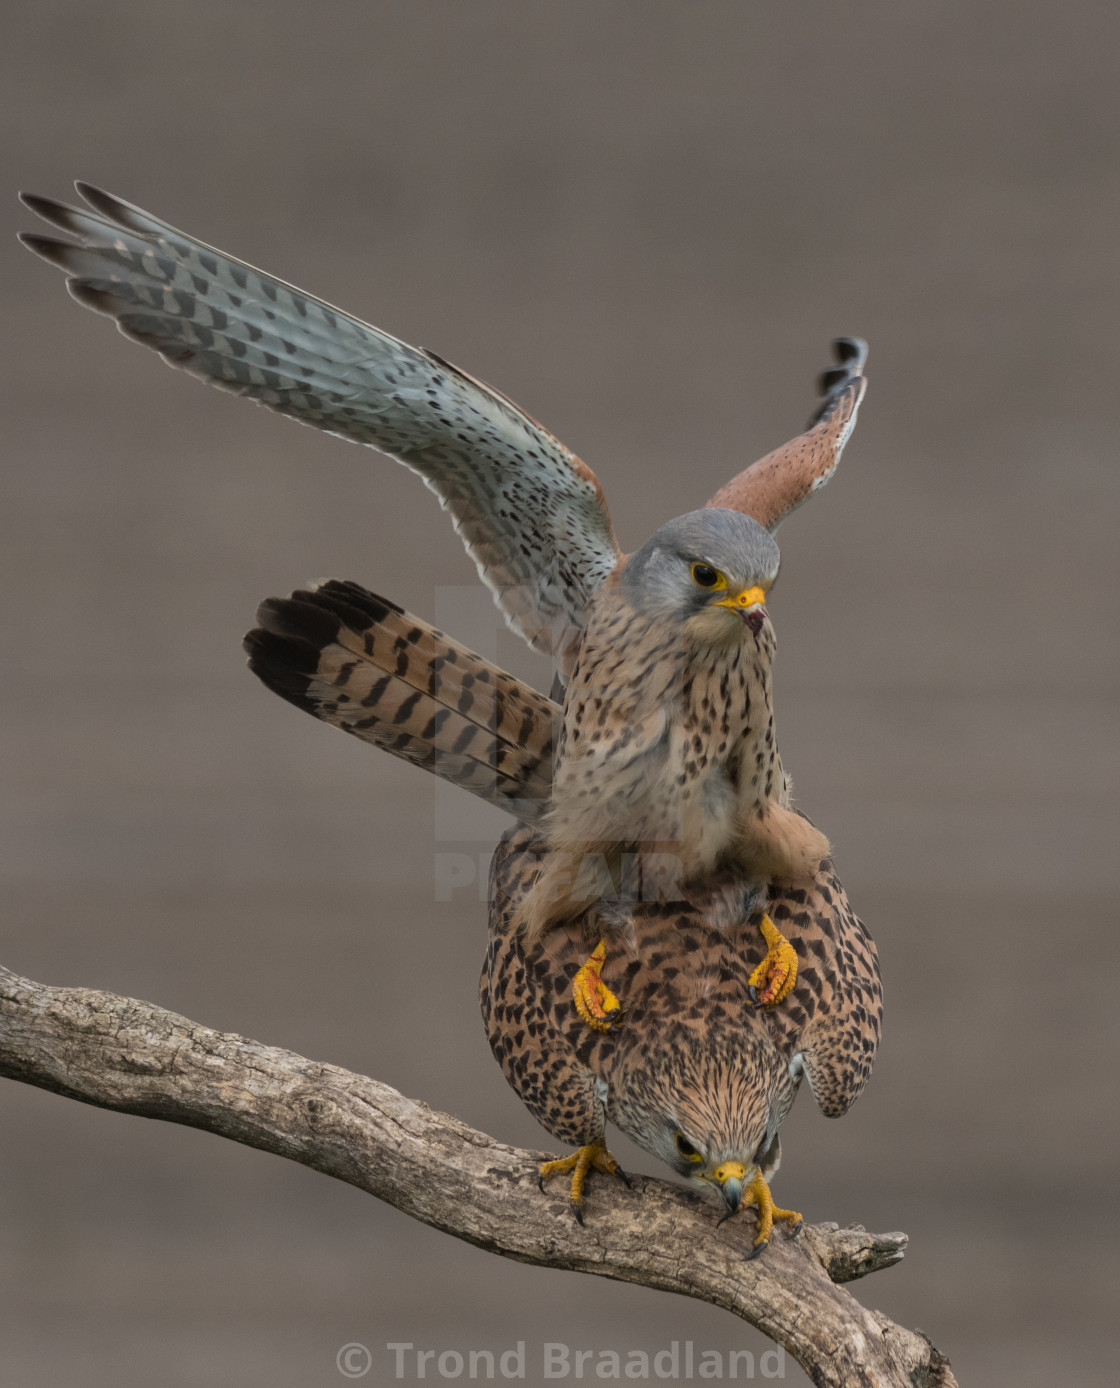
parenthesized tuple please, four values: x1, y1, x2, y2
(0, 964, 956, 1387)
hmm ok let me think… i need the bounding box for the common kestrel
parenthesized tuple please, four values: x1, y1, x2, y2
(21, 185, 879, 1241)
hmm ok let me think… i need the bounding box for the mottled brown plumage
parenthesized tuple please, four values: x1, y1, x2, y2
(484, 822, 881, 1156)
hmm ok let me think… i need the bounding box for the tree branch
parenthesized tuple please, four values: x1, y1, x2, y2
(0, 965, 956, 1387)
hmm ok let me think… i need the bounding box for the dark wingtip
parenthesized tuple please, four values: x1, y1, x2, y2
(818, 366, 850, 394)
(817, 337, 867, 394)
(832, 336, 868, 370)
(65, 280, 124, 317)
(75, 181, 117, 214)
(76, 182, 159, 237)
(20, 191, 66, 218)
(808, 337, 869, 426)
(17, 232, 70, 263)
(18, 192, 85, 238)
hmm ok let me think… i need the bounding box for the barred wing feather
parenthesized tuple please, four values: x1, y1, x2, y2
(20, 184, 621, 664)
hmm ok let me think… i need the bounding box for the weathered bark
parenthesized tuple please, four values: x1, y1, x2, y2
(0, 964, 956, 1387)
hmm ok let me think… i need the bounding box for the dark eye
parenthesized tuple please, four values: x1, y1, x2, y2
(690, 562, 722, 589)
(675, 1133, 702, 1161)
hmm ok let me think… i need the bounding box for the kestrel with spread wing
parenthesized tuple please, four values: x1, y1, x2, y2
(20, 186, 878, 1244)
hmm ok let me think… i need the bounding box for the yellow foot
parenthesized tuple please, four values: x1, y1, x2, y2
(747, 914, 798, 1008)
(739, 1172, 803, 1258)
(538, 1141, 630, 1224)
(572, 940, 622, 1033)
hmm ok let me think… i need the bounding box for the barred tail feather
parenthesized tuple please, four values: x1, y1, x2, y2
(244, 581, 558, 824)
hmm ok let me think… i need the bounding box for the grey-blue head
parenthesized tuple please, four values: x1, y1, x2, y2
(620, 508, 781, 637)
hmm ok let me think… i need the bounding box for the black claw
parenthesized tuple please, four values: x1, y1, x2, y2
(615, 1166, 633, 1189)
(716, 1209, 733, 1228)
(790, 1220, 804, 1239)
(572, 1204, 584, 1226)
(746, 1238, 769, 1261)
(537, 1175, 545, 1193)
(747, 984, 760, 1006)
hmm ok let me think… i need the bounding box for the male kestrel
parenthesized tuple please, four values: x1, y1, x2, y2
(20, 185, 879, 1243)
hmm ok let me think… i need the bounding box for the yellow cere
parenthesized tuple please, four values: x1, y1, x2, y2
(714, 586, 767, 610)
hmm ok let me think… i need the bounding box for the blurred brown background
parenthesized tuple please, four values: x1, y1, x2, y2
(2, 3, 1118, 1384)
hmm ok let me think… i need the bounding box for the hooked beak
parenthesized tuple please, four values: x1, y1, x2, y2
(714, 1161, 747, 1223)
(713, 586, 767, 633)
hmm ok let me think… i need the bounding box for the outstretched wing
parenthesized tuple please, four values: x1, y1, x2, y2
(20, 184, 621, 663)
(706, 337, 867, 532)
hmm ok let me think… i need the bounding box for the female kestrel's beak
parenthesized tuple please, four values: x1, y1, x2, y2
(713, 1160, 748, 1223)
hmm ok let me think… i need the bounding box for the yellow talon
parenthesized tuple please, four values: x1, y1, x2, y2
(747, 914, 798, 1008)
(538, 1141, 627, 1222)
(572, 940, 622, 1032)
(744, 1171, 802, 1255)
